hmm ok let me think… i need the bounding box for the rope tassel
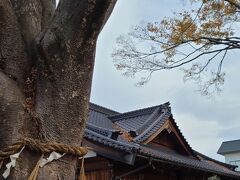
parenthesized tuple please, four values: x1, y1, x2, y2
(28, 155, 44, 180)
(79, 157, 86, 180)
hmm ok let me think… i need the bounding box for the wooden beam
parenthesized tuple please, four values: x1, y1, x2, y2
(82, 139, 136, 165)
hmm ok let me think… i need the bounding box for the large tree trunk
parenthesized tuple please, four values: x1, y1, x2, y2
(0, 0, 116, 179)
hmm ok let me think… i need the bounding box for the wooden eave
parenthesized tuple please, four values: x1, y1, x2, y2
(82, 138, 136, 165)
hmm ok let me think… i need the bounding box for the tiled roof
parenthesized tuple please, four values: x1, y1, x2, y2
(135, 106, 162, 134)
(114, 114, 151, 132)
(84, 102, 240, 179)
(84, 128, 139, 152)
(218, 139, 240, 155)
(195, 150, 238, 170)
(133, 106, 171, 143)
(88, 109, 114, 130)
(112, 102, 172, 144)
(139, 145, 240, 178)
(86, 122, 118, 137)
(109, 104, 160, 122)
(89, 103, 119, 116)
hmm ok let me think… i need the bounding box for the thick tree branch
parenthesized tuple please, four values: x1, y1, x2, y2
(40, 0, 117, 59)
(41, 0, 56, 28)
(10, 0, 56, 59)
(10, 0, 42, 49)
(201, 36, 240, 48)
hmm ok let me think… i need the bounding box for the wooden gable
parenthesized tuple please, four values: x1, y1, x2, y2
(144, 118, 196, 157)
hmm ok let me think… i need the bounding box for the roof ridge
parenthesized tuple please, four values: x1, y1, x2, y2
(109, 102, 170, 121)
(222, 139, 240, 143)
(135, 106, 161, 134)
(133, 108, 171, 143)
(89, 102, 120, 115)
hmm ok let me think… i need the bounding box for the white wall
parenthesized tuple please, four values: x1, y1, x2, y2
(224, 152, 240, 171)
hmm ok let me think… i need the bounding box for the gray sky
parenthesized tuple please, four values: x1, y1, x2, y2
(90, 0, 240, 161)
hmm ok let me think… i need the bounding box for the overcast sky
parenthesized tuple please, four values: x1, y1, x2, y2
(89, 0, 240, 161)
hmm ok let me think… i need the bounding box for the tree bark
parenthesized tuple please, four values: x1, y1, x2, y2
(0, 0, 29, 86)
(0, 72, 25, 149)
(0, 0, 116, 179)
(10, 0, 56, 66)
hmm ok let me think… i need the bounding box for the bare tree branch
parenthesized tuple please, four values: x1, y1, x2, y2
(217, 49, 228, 74)
(224, 0, 240, 9)
(113, 0, 240, 95)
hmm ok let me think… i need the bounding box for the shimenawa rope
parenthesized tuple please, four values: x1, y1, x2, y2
(0, 137, 88, 180)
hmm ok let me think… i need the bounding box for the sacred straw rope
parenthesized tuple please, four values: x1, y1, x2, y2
(0, 137, 88, 180)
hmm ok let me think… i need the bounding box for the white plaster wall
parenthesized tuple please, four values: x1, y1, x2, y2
(224, 152, 240, 171)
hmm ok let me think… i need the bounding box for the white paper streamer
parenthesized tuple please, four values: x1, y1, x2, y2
(2, 146, 25, 179)
(39, 151, 65, 167)
(2, 148, 66, 178)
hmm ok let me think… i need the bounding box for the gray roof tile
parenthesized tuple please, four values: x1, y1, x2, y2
(86, 122, 118, 137)
(218, 139, 240, 155)
(112, 102, 171, 143)
(133, 108, 171, 143)
(84, 128, 139, 152)
(109, 104, 161, 122)
(115, 114, 151, 132)
(89, 103, 119, 116)
(88, 109, 114, 130)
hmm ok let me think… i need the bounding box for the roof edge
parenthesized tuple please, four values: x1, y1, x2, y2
(195, 150, 237, 170)
(137, 154, 240, 179)
(109, 102, 170, 122)
(218, 149, 240, 156)
(89, 102, 120, 115)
